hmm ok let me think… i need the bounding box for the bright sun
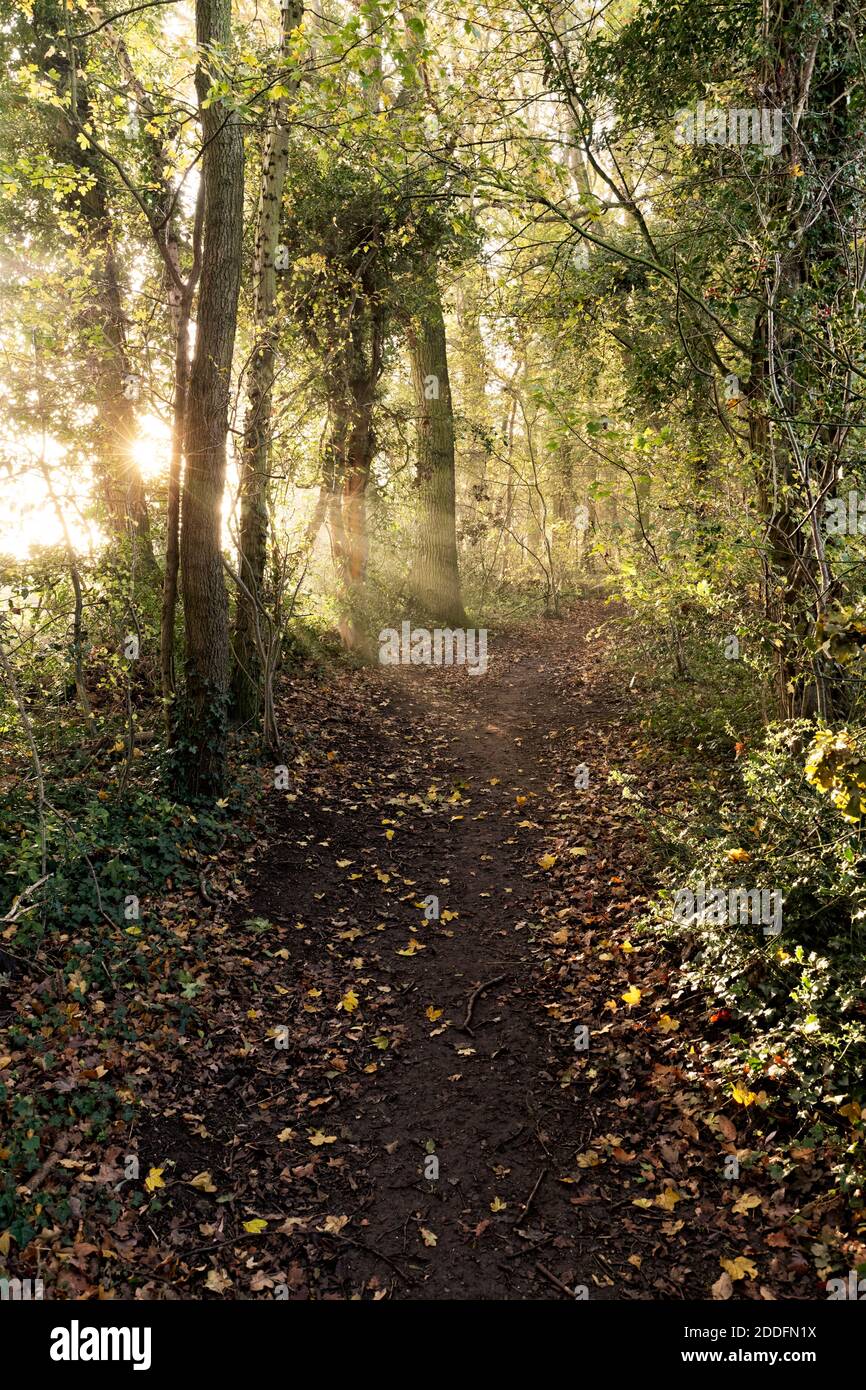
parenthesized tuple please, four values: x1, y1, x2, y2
(0, 416, 170, 563)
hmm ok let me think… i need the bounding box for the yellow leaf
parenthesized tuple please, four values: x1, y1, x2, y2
(189, 1171, 217, 1193)
(732, 1193, 762, 1214)
(657, 1013, 680, 1033)
(621, 986, 641, 1007)
(720, 1256, 757, 1281)
(277, 1128, 294, 1142)
(726, 848, 751, 862)
(339, 988, 359, 1013)
(144, 1167, 165, 1192)
(537, 853, 557, 870)
(490, 1196, 507, 1212)
(426, 1006, 443, 1022)
(243, 1219, 267, 1234)
(420, 1227, 438, 1246)
(632, 1197, 653, 1209)
(656, 1188, 682, 1210)
(309, 1130, 337, 1146)
(397, 940, 425, 955)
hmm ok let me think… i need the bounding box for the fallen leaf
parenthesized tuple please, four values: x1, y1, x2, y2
(189, 1171, 217, 1193)
(712, 1271, 733, 1300)
(732, 1193, 762, 1215)
(721, 1256, 758, 1281)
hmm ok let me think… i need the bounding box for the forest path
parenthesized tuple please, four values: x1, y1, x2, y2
(228, 603, 667, 1300)
(131, 603, 775, 1302)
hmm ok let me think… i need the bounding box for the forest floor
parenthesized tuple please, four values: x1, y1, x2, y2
(11, 602, 844, 1300)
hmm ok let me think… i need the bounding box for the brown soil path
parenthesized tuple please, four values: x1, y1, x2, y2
(225, 605, 646, 1299)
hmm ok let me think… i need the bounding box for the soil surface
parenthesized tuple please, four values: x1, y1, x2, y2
(49, 602, 820, 1301)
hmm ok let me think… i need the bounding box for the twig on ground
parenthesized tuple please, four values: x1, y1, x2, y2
(535, 1262, 576, 1298)
(514, 1167, 547, 1225)
(461, 972, 509, 1034)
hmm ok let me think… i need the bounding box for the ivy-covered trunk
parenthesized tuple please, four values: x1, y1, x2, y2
(232, 0, 303, 725)
(177, 0, 244, 797)
(746, 0, 848, 720)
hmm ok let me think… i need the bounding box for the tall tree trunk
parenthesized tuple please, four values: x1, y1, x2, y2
(109, 32, 203, 726)
(745, 0, 843, 719)
(321, 387, 377, 653)
(161, 284, 193, 729)
(177, 0, 245, 797)
(407, 287, 466, 625)
(232, 0, 303, 724)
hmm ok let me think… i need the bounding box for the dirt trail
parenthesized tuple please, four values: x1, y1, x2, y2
(235, 606, 638, 1299)
(24, 604, 830, 1302)
(124, 604, 807, 1302)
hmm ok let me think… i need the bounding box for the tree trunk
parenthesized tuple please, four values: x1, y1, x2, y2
(322, 390, 377, 653)
(232, 0, 303, 724)
(407, 288, 466, 625)
(177, 0, 245, 797)
(161, 287, 193, 729)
